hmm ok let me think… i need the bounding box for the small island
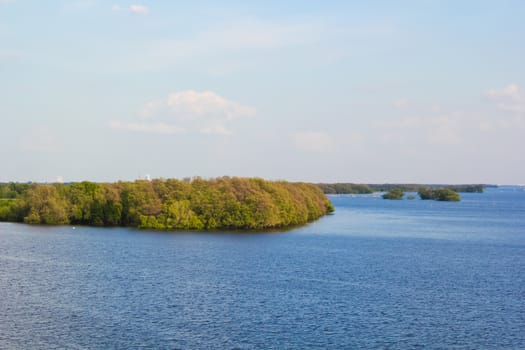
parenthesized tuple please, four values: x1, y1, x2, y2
(418, 188, 461, 202)
(0, 178, 334, 230)
(317, 182, 482, 202)
(381, 187, 461, 201)
(382, 189, 405, 200)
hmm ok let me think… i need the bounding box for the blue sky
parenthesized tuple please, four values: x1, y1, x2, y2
(1, 0, 524, 184)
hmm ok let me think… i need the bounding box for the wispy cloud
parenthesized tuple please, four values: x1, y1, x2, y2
(129, 4, 149, 15)
(172, 20, 323, 53)
(142, 90, 256, 120)
(393, 98, 408, 109)
(110, 121, 184, 135)
(200, 125, 232, 136)
(112, 90, 255, 136)
(375, 91, 525, 149)
(487, 84, 525, 114)
(118, 18, 353, 73)
(112, 4, 149, 15)
(375, 114, 463, 146)
(292, 131, 335, 153)
(367, 85, 525, 150)
(63, 0, 97, 11)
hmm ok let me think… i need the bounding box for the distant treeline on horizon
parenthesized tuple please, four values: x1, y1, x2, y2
(317, 183, 486, 194)
(0, 178, 334, 230)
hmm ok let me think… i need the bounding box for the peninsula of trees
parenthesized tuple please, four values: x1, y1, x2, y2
(0, 178, 334, 230)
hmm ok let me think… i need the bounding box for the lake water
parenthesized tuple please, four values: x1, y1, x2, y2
(1, 187, 524, 349)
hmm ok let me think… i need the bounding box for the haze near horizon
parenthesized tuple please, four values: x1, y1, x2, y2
(1, 1, 524, 184)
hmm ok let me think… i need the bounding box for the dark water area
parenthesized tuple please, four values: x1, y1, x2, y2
(1, 187, 524, 349)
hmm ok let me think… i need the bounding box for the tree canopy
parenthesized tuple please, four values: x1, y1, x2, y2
(316, 183, 373, 194)
(418, 188, 461, 201)
(382, 189, 405, 200)
(0, 178, 334, 230)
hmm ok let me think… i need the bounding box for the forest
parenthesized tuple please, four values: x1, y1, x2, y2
(0, 178, 334, 230)
(317, 183, 485, 194)
(316, 183, 374, 194)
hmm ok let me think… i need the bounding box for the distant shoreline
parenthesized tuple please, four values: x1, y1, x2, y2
(316, 183, 486, 195)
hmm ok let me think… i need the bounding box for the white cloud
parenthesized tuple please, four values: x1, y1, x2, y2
(112, 90, 255, 136)
(487, 84, 525, 114)
(112, 4, 149, 15)
(164, 90, 256, 121)
(293, 131, 335, 153)
(0, 0, 15, 4)
(129, 4, 149, 15)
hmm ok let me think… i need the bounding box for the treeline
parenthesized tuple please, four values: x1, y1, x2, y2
(317, 183, 484, 194)
(0, 178, 334, 230)
(316, 183, 373, 194)
(450, 185, 484, 193)
(370, 184, 484, 193)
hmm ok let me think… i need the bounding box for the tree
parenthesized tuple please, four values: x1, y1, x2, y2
(23, 185, 69, 225)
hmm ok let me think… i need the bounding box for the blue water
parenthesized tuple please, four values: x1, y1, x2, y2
(1, 187, 524, 349)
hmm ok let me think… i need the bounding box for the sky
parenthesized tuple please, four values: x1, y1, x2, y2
(1, 0, 524, 184)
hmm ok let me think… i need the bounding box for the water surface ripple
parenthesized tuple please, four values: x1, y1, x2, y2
(1, 187, 524, 349)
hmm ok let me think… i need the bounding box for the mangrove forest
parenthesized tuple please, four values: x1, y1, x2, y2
(0, 178, 334, 230)
(317, 183, 485, 194)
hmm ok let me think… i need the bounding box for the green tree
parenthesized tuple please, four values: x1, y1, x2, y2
(23, 185, 69, 225)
